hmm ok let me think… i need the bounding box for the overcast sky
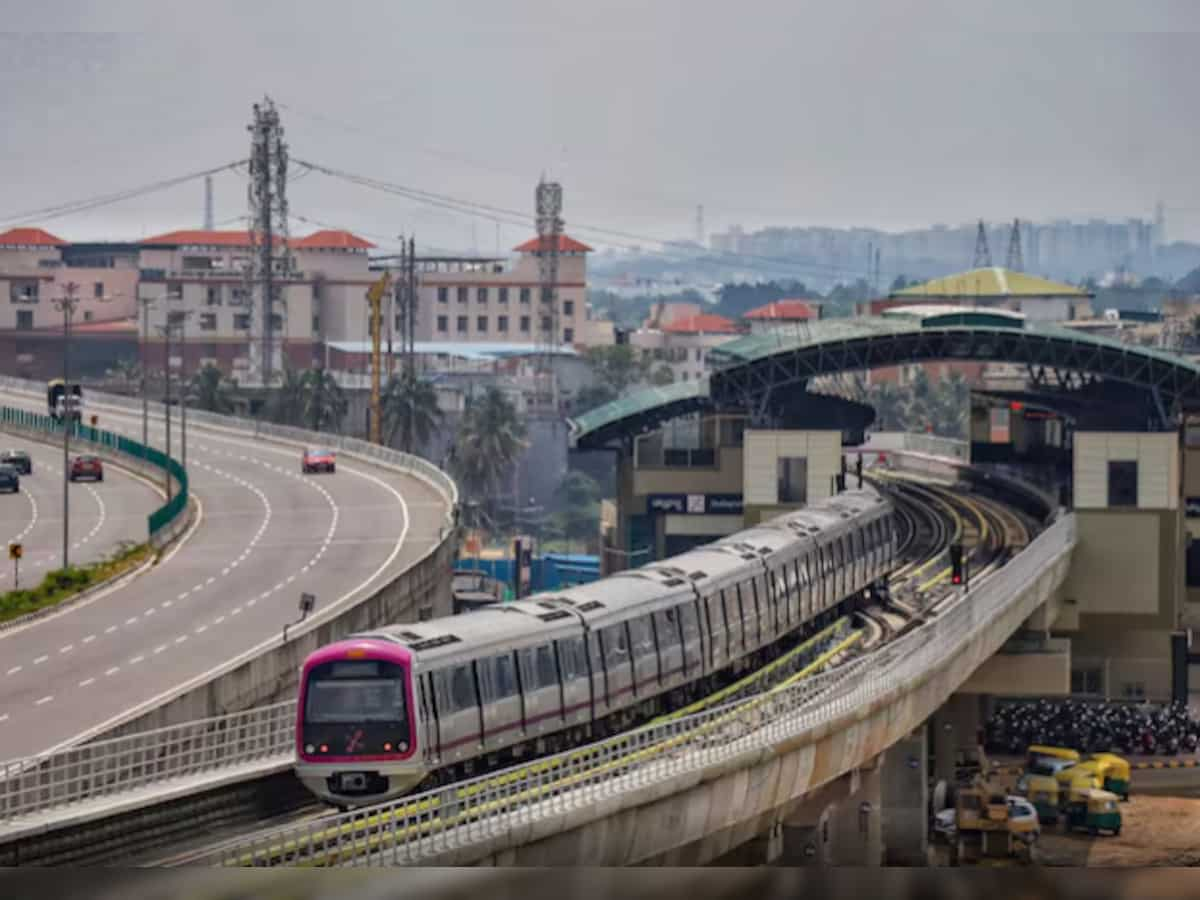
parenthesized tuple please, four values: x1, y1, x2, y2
(3, 2, 1200, 253)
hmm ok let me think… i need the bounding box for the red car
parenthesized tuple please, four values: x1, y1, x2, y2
(69, 455, 103, 482)
(302, 448, 336, 474)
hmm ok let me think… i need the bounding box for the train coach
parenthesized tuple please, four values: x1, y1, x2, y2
(295, 487, 898, 807)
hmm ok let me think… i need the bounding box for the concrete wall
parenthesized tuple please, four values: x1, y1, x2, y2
(1074, 431, 1178, 510)
(744, 430, 839, 506)
(959, 639, 1071, 696)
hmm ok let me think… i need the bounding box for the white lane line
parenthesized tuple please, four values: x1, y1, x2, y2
(78, 677, 95, 687)
(129, 655, 145, 665)
(33, 655, 48, 665)
(161, 600, 172, 609)
(34, 695, 53, 706)
(175, 635, 187, 644)
(144, 608, 155, 617)
(195, 624, 207, 634)
(59, 645, 73, 654)
(153, 644, 168, 654)
(5, 666, 21, 676)
(105, 625, 117, 634)
(125, 616, 138, 626)
(104, 666, 120, 676)
(177, 592, 189, 601)
(214, 615, 225, 625)
(0, 714, 8, 724)
(82, 634, 95, 644)
(205, 576, 215, 586)
(230, 607, 242, 616)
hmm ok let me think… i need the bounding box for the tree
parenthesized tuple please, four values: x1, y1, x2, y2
(572, 383, 618, 414)
(586, 345, 651, 395)
(451, 387, 528, 510)
(302, 367, 348, 433)
(189, 363, 238, 414)
(267, 366, 307, 427)
(650, 365, 676, 386)
(867, 381, 906, 430)
(382, 371, 443, 453)
(552, 470, 603, 551)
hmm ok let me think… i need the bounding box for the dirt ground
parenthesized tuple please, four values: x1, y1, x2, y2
(1032, 795, 1200, 866)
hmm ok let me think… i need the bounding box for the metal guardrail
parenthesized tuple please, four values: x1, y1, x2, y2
(0, 405, 188, 543)
(0, 702, 294, 825)
(203, 513, 1076, 867)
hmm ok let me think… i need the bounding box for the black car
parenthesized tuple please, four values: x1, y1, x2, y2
(0, 450, 32, 475)
(0, 464, 19, 494)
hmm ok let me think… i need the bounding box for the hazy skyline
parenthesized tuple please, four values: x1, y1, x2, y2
(4, 3, 1200, 255)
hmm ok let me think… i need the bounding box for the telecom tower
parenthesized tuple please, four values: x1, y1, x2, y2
(1005, 218, 1024, 272)
(244, 97, 293, 387)
(972, 219, 992, 269)
(535, 178, 564, 415)
(203, 175, 214, 230)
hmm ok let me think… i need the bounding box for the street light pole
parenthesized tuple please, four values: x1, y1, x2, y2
(180, 314, 188, 471)
(138, 295, 156, 449)
(51, 282, 80, 571)
(163, 322, 172, 502)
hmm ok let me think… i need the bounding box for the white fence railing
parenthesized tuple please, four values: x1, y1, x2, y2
(0, 702, 295, 825)
(0, 374, 459, 529)
(199, 513, 1076, 867)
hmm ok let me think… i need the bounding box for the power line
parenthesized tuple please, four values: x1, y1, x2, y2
(0, 160, 247, 228)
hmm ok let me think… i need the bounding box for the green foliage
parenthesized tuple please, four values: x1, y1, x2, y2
(714, 280, 810, 319)
(302, 368, 348, 433)
(189, 363, 239, 414)
(846, 370, 970, 439)
(585, 345, 651, 394)
(552, 470, 603, 549)
(382, 371, 443, 453)
(650, 364, 676, 386)
(450, 387, 528, 510)
(0, 542, 151, 624)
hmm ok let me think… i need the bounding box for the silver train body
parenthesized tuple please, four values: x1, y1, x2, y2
(296, 487, 897, 806)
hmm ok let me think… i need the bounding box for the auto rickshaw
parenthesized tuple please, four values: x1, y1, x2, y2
(1054, 759, 1106, 797)
(1026, 745, 1080, 777)
(1064, 788, 1122, 836)
(1022, 774, 1060, 825)
(1087, 753, 1131, 800)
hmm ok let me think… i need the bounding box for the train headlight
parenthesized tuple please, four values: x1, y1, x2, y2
(305, 744, 315, 754)
(384, 742, 393, 752)
(398, 741, 408, 752)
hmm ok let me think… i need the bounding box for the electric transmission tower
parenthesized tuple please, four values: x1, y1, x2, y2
(1005, 218, 1024, 272)
(972, 219, 992, 269)
(245, 97, 293, 387)
(535, 178, 563, 415)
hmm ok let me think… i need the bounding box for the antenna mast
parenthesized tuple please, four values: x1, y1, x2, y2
(535, 178, 563, 415)
(1006, 218, 1024, 272)
(972, 219, 993, 269)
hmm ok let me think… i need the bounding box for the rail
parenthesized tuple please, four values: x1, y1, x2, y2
(0, 702, 293, 824)
(0, 374, 458, 530)
(0, 405, 188, 544)
(204, 513, 1076, 867)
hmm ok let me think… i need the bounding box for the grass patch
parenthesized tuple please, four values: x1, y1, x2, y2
(0, 541, 154, 624)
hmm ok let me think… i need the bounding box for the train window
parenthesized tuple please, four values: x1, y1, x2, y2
(588, 632, 606, 676)
(447, 666, 477, 713)
(475, 657, 498, 702)
(629, 615, 656, 658)
(535, 644, 558, 686)
(517, 648, 539, 690)
(493, 653, 518, 697)
(679, 603, 699, 643)
(557, 637, 585, 680)
(655, 609, 681, 647)
(604, 624, 630, 666)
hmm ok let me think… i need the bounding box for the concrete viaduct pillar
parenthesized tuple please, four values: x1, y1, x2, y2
(881, 729, 929, 865)
(930, 692, 983, 784)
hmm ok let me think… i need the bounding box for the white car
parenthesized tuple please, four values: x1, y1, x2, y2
(1007, 795, 1041, 844)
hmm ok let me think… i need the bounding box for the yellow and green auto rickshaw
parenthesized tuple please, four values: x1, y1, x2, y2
(1054, 759, 1106, 802)
(1022, 774, 1060, 826)
(1087, 753, 1131, 800)
(1064, 788, 1122, 836)
(1026, 745, 1080, 777)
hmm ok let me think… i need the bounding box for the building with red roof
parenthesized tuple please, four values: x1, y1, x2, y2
(743, 299, 822, 334)
(630, 309, 742, 384)
(660, 313, 738, 335)
(0, 227, 68, 247)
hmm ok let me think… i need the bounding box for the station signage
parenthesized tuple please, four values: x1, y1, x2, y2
(647, 493, 744, 515)
(1187, 497, 1200, 518)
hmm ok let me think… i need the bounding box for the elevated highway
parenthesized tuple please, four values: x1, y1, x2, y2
(0, 378, 455, 761)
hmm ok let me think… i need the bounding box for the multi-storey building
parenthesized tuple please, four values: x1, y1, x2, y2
(742, 298, 821, 335)
(629, 312, 740, 383)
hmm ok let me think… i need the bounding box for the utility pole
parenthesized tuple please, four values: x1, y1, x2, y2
(407, 235, 417, 378)
(137, 295, 156, 448)
(535, 178, 564, 417)
(246, 97, 292, 388)
(972, 219, 992, 269)
(1006, 217, 1024, 272)
(388, 236, 400, 380)
(51, 282, 80, 570)
(162, 321, 173, 502)
(365, 272, 392, 445)
(203, 175, 214, 230)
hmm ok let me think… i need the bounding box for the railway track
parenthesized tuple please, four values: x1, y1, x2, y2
(145, 469, 1036, 867)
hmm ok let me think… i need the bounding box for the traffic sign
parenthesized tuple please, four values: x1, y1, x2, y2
(8, 542, 21, 560)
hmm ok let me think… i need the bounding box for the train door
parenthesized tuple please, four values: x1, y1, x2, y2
(432, 664, 482, 762)
(476, 652, 522, 752)
(586, 631, 610, 717)
(629, 614, 658, 694)
(556, 636, 590, 726)
(601, 624, 635, 709)
(517, 644, 564, 736)
(653, 607, 685, 688)
(679, 600, 703, 677)
(417, 671, 441, 762)
(703, 590, 726, 671)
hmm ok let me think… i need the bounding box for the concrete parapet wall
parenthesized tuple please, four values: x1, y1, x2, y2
(411, 536, 1073, 866)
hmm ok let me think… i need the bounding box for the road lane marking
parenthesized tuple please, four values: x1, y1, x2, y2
(6, 666, 21, 676)
(33, 655, 48, 665)
(154, 644, 168, 654)
(34, 695, 53, 706)
(82, 634, 95, 644)
(175, 635, 187, 644)
(78, 678, 95, 687)
(105, 666, 120, 676)
(105, 625, 117, 634)
(130, 655, 145, 665)
(59, 645, 73, 654)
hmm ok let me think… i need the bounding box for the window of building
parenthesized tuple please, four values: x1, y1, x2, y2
(166, 282, 183, 300)
(437, 286, 448, 303)
(563, 327, 574, 343)
(93, 282, 103, 298)
(477, 315, 488, 333)
(1122, 681, 1146, 700)
(498, 315, 509, 332)
(200, 313, 217, 331)
(695, 348, 703, 361)
(312, 315, 321, 333)
(477, 287, 488, 303)
(167, 310, 187, 326)
(1107, 460, 1138, 508)
(520, 315, 531, 332)
(230, 287, 247, 306)
(234, 313, 251, 330)
(83, 310, 94, 322)
(269, 313, 282, 331)
(540, 315, 551, 332)
(15, 310, 32, 330)
(563, 300, 574, 316)
(541, 286, 552, 303)
(520, 287, 531, 304)
(499, 287, 509, 304)
(1071, 667, 1103, 695)
(1187, 538, 1200, 587)
(457, 315, 468, 333)
(778, 456, 807, 504)
(206, 286, 222, 306)
(437, 315, 448, 333)
(457, 286, 468, 304)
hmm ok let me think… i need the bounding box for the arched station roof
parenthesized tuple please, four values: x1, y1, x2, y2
(569, 310, 1200, 450)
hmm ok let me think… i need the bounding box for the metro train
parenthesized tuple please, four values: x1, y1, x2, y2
(295, 487, 898, 807)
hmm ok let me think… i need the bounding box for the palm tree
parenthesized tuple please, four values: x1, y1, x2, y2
(267, 366, 307, 427)
(451, 387, 528, 510)
(302, 367, 348, 433)
(868, 381, 906, 431)
(382, 371, 443, 453)
(189, 363, 239, 414)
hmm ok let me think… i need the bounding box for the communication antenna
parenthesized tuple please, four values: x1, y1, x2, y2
(1006, 218, 1024, 272)
(203, 175, 214, 230)
(535, 178, 564, 415)
(972, 219, 992, 269)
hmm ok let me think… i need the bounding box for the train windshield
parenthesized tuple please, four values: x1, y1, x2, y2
(304, 659, 409, 726)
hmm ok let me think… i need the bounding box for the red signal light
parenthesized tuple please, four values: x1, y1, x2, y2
(952, 574, 962, 585)
(1010, 401, 1024, 412)
(319, 744, 329, 753)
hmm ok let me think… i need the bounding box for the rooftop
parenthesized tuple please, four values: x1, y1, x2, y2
(512, 234, 593, 254)
(325, 340, 579, 361)
(0, 227, 67, 247)
(140, 228, 373, 250)
(661, 313, 739, 334)
(891, 266, 1089, 299)
(744, 299, 821, 321)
